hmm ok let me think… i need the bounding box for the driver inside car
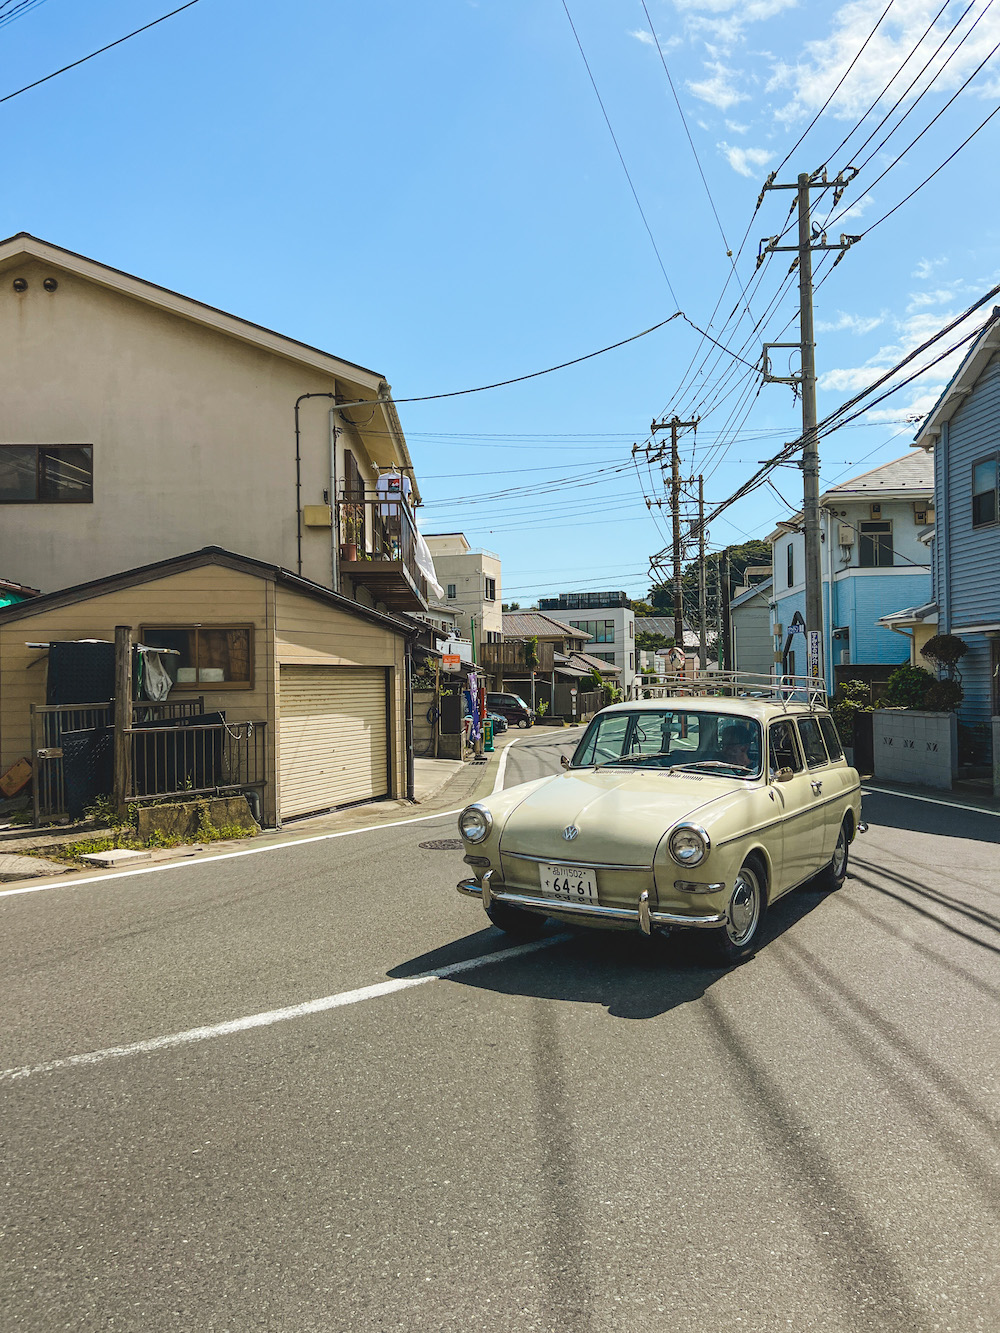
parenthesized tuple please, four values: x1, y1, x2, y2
(718, 725, 752, 769)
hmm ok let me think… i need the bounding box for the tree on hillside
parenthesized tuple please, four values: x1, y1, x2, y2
(648, 539, 771, 620)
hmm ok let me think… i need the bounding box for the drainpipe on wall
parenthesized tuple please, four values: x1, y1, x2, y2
(405, 638, 415, 801)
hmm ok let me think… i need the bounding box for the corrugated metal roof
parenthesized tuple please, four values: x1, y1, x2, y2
(567, 651, 621, 675)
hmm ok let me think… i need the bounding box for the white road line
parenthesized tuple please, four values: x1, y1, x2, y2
(0, 935, 567, 1084)
(863, 784, 1000, 818)
(492, 733, 528, 793)
(0, 807, 465, 900)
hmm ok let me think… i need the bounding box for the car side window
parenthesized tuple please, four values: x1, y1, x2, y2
(768, 720, 803, 774)
(796, 716, 829, 768)
(817, 714, 844, 761)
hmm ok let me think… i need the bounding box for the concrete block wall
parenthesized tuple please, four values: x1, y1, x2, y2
(873, 710, 958, 790)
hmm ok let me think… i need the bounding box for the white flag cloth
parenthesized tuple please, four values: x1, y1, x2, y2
(414, 528, 444, 600)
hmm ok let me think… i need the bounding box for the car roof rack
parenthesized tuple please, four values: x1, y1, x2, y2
(653, 671, 828, 711)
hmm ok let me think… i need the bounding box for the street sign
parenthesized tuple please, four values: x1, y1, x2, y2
(442, 654, 460, 670)
(806, 630, 822, 678)
(570, 688, 577, 696)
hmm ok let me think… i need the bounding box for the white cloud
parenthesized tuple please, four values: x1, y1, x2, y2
(906, 286, 961, 312)
(628, 29, 657, 47)
(913, 256, 946, 279)
(818, 301, 988, 405)
(688, 61, 748, 110)
(815, 311, 886, 334)
(719, 141, 773, 175)
(724, 118, 750, 133)
(772, 0, 1000, 123)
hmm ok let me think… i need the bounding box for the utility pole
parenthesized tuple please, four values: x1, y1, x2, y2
(697, 475, 707, 671)
(649, 415, 698, 655)
(759, 167, 859, 685)
(719, 549, 731, 672)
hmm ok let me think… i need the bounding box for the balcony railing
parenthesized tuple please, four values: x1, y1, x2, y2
(337, 493, 428, 612)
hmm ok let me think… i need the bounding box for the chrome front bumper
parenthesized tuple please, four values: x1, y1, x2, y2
(456, 875, 726, 935)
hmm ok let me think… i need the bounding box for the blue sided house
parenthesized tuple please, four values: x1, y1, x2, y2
(902, 313, 1000, 731)
(768, 454, 934, 693)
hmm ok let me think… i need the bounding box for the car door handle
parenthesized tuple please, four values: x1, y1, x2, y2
(811, 779, 823, 794)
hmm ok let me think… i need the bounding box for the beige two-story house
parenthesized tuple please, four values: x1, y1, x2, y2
(0, 232, 428, 616)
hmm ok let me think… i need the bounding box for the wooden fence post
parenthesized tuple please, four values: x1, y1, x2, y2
(114, 625, 133, 817)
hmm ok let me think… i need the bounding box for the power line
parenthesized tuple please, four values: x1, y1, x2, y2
(560, 0, 680, 305)
(0, 1, 201, 106)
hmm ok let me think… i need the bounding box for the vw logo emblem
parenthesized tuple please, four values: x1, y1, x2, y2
(562, 825, 579, 841)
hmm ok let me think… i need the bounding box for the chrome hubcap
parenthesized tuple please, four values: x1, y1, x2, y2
(726, 869, 760, 945)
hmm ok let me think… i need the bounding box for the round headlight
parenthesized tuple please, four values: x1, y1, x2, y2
(459, 804, 493, 844)
(668, 825, 709, 867)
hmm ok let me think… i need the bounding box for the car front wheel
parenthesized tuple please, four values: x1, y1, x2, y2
(517, 718, 530, 728)
(706, 859, 765, 965)
(817, 817, 851, 891)
(485, 898, 547, 938)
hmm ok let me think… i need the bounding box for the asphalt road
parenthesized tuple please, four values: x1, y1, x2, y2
(1, 728, 998, 1332)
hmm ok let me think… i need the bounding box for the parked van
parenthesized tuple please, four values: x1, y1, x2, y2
(486, 692, 534, 729)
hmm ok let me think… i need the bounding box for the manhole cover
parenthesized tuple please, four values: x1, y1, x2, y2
(418, 838, 464, 851)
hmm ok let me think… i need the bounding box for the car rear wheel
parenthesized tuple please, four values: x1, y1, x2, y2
(817, 817, 851, 891)
(705, 859, 765, 965)
(485, 898, 547, 938)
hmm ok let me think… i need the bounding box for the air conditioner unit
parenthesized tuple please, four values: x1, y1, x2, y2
(838, 524, 854, 545)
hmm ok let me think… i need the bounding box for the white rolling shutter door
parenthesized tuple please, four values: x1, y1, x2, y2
(279, 666, 389, 819)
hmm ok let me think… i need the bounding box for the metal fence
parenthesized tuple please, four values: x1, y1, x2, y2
(30, 698, 208, 824)
(125, 720, 266, 802)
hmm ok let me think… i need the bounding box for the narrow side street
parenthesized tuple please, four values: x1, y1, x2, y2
(1, 732, 997, 1333)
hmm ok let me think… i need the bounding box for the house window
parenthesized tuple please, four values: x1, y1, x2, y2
(446, 584, 457, 599)
(972, 455, 999, 528)
(629, 652, 634, 670)
(0, 444, 93, 503)
(486, 631, 501, 644)
(590, 651, 616, 663)
(859, 520, 893, 567)
(140, 625, 254, 689)
(485, 577, 496, 601)
(569, 619, 615, 643)
(786, 543, 794, 588)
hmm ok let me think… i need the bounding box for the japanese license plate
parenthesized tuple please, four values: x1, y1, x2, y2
(539, 863, 599, 904)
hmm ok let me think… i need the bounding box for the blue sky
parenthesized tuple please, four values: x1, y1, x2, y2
(4, 0, 998, 605)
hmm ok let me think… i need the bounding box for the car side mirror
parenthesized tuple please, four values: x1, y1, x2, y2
(561, 754, 570, 769)
(772, 766, 794, 783)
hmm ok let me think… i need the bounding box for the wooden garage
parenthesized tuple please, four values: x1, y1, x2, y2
(278, 666, 390, 818)
(0, 548, 414, 828)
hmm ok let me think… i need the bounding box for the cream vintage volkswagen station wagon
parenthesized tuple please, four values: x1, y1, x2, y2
(457, 676, 865, 963)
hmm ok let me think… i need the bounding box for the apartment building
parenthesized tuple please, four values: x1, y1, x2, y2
(538, 590, 636, 696)
(422, 533, 502, 648)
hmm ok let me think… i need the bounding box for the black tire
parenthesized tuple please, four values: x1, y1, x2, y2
(485, 898, 548, 938)
(517, 718, 530, 729)
(704, 859, 766, 965)
(817, 817, 851, 891)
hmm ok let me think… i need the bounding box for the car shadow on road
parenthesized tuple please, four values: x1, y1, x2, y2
(389, 886, 831, 1020)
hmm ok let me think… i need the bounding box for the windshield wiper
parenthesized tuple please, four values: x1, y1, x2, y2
(596, 752, 669, 769)
(670, 760, 754, 775)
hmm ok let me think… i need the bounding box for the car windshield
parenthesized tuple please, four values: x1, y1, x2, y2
(571, 709, 764, 778)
